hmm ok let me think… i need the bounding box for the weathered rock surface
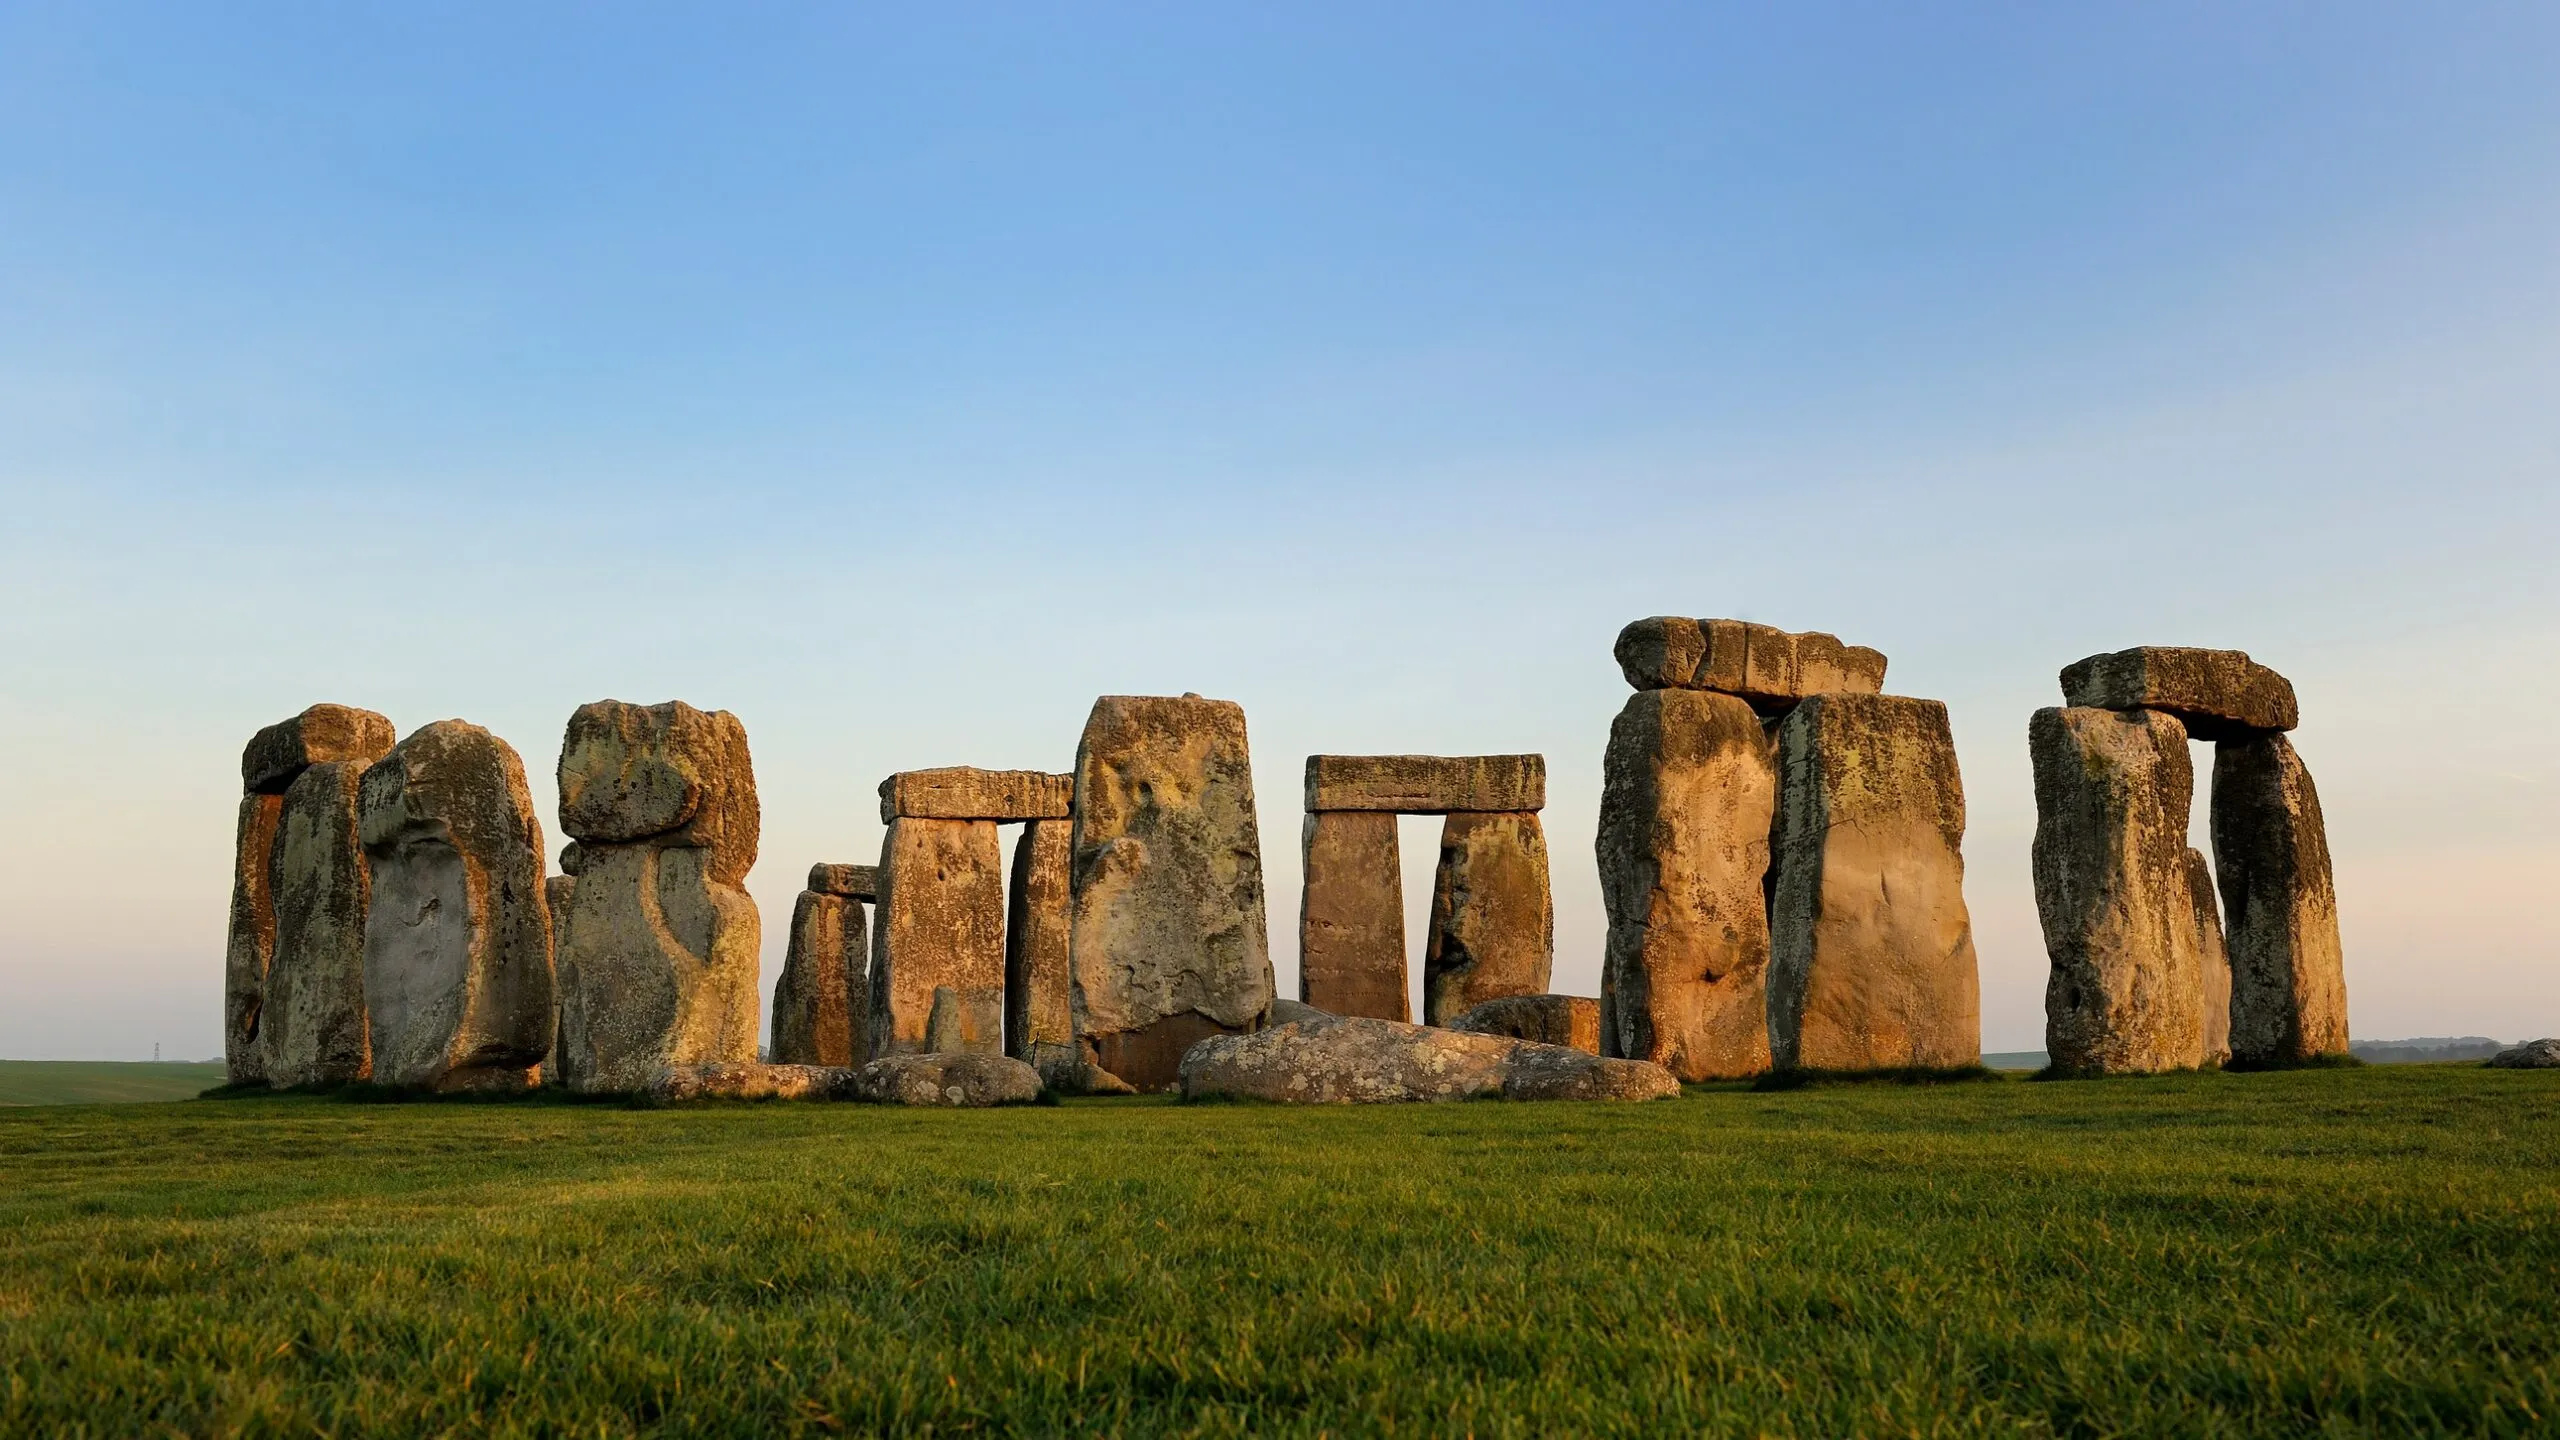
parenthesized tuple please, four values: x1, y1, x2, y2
(852, 1052, 1043, 1106)
(263, 760, 376, 1087)
(2031, 707, 2207, 1075)
(1266, 998, 1334, 1027)
(868, 817, 1005, 1058)
(2213, 734, 2349, 1065)
(772, 888, 866, 1067)
(2186, 848, 2233, 1067)
(807, 863, 878, 901)
(1448, 994, 1602, 1055)
(556, 700, 759, 881)
(925, 983, 1004, 1054)
(223, 792, 284, 1085)
(1177, 1015, 1676, 1103)
(1766, 694, 1981, 1072)
(1068, 694, 1275, 1091)
(2487, 1039, 2560, 1069)
(648, 1062, 862, 1102)
(1423, 811, 1554, 1025)
(1297, 810, 1408, 1021)
(1036, 1054, 1139, 1095)
(879, 767, 1074, 823)
(242, 704, 396, 795)
(1597, 688, 1777, 1080)
(1006, 819, 1076, 1070)
(1302, 754, 1546, 814)
(1614, 618, 1887, 709)
(2060, 647, 2298, 741)
(358, 721, 554, 1091)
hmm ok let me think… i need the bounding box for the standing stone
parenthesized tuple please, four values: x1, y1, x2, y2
(1597, 688, 1777, 1080)
(1006, 819, 1077, 1071)
(1422, 812, 1554, 1025)
(222, 793, 284, 1086)
(1068, 694, 1275, 1092)
(359, 720, 554, 1092)
(262, 761, 377, 1087)
(2031, 707, 2207, 1075)
(542, 872, 575, 1085)
(553, 700, 762, 1093)
(773, 885, 867, 1067)
(924, 983, 1004, 1054)
(2186, 849, 2233, 1067)
(1766, 694, 1981, 1071)
(2213, 734, 2349, 1065)
(1298, 810, 1408, 1022)
(868, 817, 1005, 1058)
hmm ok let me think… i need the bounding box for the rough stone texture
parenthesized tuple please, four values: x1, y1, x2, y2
(879, 768, 1074, 823)
(1006, 819, 1076, 1069)
(2213, 734, 2349, 1065)
(1068, 694, 1275, 1092)
(2186, 849, 2233, 1067)
(648, 1062, 862, 1102)
(2031, 707, 2207, 1075)
(1267, 998, 1333, 1026)
(242, 704, 396, 796)
(556, 700, 759, 882)
(925, 984, 1004, 1055)
(1614, 618, 1887, 709)
(2487, 1039, 2560, 1069)
(541, 874, 575, 1086)
(1177, 1014, 1677, 1103)
(868, 817, 1005, 1058)
(2060, 647, 2299, 741)
(852, 1052, 1043, 1106)
(1422, 812, 1554, 1025)
(357, 721, 554, 1092)
(1297, 810, 1408, 1022)
(1447, 994, 1601, 1055)
(1597, 689, 1777, 1080)
(808, 863, 878, 901)
(1302, 754, 1546, 815)
(262, 761, 376, 1087)
(1037, 1054, 1140, 1095)
(1766, 694, 1981, 1072)
(553, 701, 762, 1094)
(223, 792, 285, 1085)
(772, 889, 866, 1067)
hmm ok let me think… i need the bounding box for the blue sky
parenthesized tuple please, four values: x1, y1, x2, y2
(3, 3, 2554, 1058)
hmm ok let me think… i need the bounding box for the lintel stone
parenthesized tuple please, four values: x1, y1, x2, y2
(878, 767, 1073, 823)
(2059, 647, 2299, 740)
(1302, 753, 1545, 814)
(807, 862, 878, 900)
(1614, 618, 1887, 708)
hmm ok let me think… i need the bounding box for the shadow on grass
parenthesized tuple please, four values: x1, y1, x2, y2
(1751, 1065, 2002, 1092)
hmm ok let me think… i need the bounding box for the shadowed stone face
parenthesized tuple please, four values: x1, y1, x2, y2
(771, 889, 866, 1068)
(1298, 811, 1407, 1022)
(1447, 994, 1600, 1055)
(2185, 849, 2233, 1067)
(224, 792, 284, 1086)
(1177, 1013, 1677, 1104)
(242, 704, 396, 796)
(868, 817, 1004, 1059)
(264, 760, 376, 1087)
(2213, 734, 2348, 1065)
(2060, 647, 2298, 741)
(1006, 819, 1076, 1068)
(1423, 812, 1554, 1026)
(1767, 694, 1981, 1072)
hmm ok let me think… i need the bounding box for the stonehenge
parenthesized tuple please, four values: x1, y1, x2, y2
(262, 756, 381, 1087)
(1005, 819, 1076, 1076)
(2032, 647, 2345, 1072)
(1448, 994, 1601, 1055)
(1178, 1012, 1677, 1104)
(868, 768, 1063, 1059)
(771, 862, 871, 1067)
(1423, 810, 1555, 1025)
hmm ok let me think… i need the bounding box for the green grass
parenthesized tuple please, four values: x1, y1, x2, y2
(2, 1066, 2553, 1437)
(0, 1060, 227, 1106)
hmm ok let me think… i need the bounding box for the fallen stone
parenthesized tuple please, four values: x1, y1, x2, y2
(2185, 848, 2233, 1067)
(223, 792, 285, 1086)
(2213, 734, 2349, 1065)
(1266, 998, 1334, 1027)
(262, 760, 377, 1087)
(1176, 1015, 1676, 1103)
(1423, 811, 1554, 1025)
(1296, 810, 1408, 1021)
(358, 721, 554, 1091)
(852, 1051, 1043, 1106)
(2487, 1039, 2560, 1069)
(648, 1062, 862, 1102)
(772, 888, 866, 1067)
(2031, 707, 2207, 1075)
(2060, 647, 2298, 740)
(868, 817, 1005, 1058)
(1301, 754, 1546, 814)
(807, 862, 878, 901)
(1597, 688, 1777, 1080)
(879, 768, 1074, 823)
(1613, 618, 1886, 709)
(242, 704, 396, 795)
(1448, 994, 1601, 1055)
(555, 700, 759, 882)
(1036, 1054, 1140, 1095)
(1068, 694, 1275, 1091)
(1006, 818, 1076, 1070)
(1766, 694, 1981, 1072)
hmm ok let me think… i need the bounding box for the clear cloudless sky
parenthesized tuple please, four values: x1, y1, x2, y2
(2, 3, 2554, 1060)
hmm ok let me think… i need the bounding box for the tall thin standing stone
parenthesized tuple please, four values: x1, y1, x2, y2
(1006, 818, 1077, 1072)
(2184, 848, 2233, 1067)
(773, 868, 868, 1067)
(263, 760, 378, 1087)
(2213, 734, 2349, 1065)
(1422, 812, 1554, 1026)
(869, 817, 1005, 1057)
(1298, 810, 1407, 1021)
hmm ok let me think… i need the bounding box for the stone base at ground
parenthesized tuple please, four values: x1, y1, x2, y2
(1447, 994, 1600, 1054)
(853, 1052, 1043, 1106)
(1006, 819, 1075, 1065)
(1177, 1014, 1676, 1103)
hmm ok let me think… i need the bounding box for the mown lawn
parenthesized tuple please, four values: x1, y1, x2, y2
(1, 1066, 2553, 1437)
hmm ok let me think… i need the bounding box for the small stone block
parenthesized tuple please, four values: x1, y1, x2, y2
(242, 705, 396, 795)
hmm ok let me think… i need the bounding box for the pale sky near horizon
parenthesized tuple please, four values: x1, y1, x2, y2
(3, 4, 2554, 1060)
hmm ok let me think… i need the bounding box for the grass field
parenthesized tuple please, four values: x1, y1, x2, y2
(2, 1066, 2553, 1437)
(0, 1060, 227, 1106)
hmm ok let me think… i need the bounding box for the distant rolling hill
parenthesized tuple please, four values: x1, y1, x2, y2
(0, 1061, 227, 1106)
(1983, 1038, 2515, 1073)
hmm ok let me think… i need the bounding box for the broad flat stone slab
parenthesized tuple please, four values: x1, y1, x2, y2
(852, 1052, 1043, 1106)
(1614, 619, 1886, 709)
(1005, 819, 1076, 1069)
(263, 760, 376, 1087)
(1303, 754, 1545, 814)
(1422, 812, 1554, 1025)
(2031, 707, 2208, 1075)
(1297, 811, 1407, 1022)
(1448, 994, 1600, 1055)
(359, 721, 554, 1091)
(879, 767, 1074, 823)
(1597, 689, 1776, 1080)
(243, 704, 395, 796)
(556, 700, 759, 882)
(1177, 1014, 1676, 1103)
(868, 817, 1005, 1058)
(807, 863, 878, 901)
(1767, 694, 1981, 1072)
(2213, 734, 2348, 1064)
(2060, 647, 2298, 740)
(224, 792, 284, 1086)
(772, 889, 866, 1067)
(1068, 694, 1275, 1092)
